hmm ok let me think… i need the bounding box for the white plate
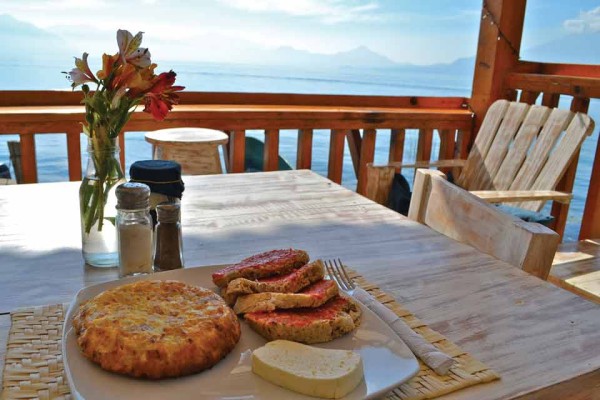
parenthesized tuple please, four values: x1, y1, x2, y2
(63, 265, 419, 400)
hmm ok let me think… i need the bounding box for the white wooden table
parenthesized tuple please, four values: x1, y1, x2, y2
(0, 170, 598, 399)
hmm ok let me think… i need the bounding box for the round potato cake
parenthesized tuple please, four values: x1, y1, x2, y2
(73, 280, 241, 379)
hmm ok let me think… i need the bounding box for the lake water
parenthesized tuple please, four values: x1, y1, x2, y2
(0, 60, 597, 241)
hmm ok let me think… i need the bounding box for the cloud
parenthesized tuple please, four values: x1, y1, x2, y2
(564, 6, 600, 33)
(218, 0, 382, 24)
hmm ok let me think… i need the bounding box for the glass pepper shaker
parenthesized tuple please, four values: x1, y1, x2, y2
(154, 202, 184, 272)
(115, 182, 154, 278)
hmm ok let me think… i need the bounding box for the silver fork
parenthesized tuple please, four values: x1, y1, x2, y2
(324, 258, 356, 294)
(324, 258, 456, 375)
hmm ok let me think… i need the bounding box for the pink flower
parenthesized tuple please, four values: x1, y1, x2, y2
(66, 53, 98, 88)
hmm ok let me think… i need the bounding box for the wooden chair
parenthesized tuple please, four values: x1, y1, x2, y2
(410, 169, 560, 279)
(366, 99, 595, 235)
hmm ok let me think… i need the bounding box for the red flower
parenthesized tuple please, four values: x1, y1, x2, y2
(142, 71, 185, 121)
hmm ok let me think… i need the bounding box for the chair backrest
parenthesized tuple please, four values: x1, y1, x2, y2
(457, 100, 595, 211)
(409, 169, 560, 279)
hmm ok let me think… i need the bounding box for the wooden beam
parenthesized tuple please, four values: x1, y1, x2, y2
(388, 129, 405, 164)
(296, 129, 313, 169)
(263, 129, 280, 171)
(552, 98, 590, 239)
(470, 0, 527, 134)
(438, 129, 455, 174)
(541, 93, 560, 108)
(328, 129, 345, 184)
(519, 90, 540, 104)
(515, 61, 600, 78)
(506, 73, 600, 98)
(118, 133, 126, 171)
(356, 129, 377, 195)
(0, 90, 470, 109)
(19, 132, 37, 183)
(416, 128, 433, 162)
(229, 130, 246, 173)
(346, 129, 362, 178)
(66, 127, 82, 181)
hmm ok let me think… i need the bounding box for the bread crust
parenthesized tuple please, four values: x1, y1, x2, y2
(212, 249, 309, 288)
(233, 279, 338, 314)
(245, 296, 362, 344)
(222, 260, 325, 305)
(72, 280, 241, 379)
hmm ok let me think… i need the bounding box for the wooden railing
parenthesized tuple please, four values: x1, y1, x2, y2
(0, 91, 473, 195)
(504, 61, 600, 239)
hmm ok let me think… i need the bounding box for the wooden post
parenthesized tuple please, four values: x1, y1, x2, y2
(7, 141, 23, 184)
(389, 129, 405, 164)
(416, 128, 433, 162)
(222, 130, 232, 173)
(581, 131, 600, 239)
(328, 129, 345, 184)
(438, 129, 455, 174)
(263, 129, 280, 171)
(118, 133, 126, 171)
(470, 0, 527, 136)
(66, 127, 82, 181)
(356, 129, 377, 195)
(552, 97, 589, 239)
(19, 132, 37, 183)
(346, 129, 362, 178)
(229, 130, 246, 173)
(296, 129, 313, 169)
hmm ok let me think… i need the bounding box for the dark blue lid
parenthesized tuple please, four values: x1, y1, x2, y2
(129, 160, 184, 198)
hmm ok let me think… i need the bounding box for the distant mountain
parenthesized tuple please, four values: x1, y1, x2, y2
(521, 32, 600, 65)
(266, 45, 397, 68)
(0, 14, 73, 63)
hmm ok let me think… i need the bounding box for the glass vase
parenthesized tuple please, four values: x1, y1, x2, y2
(79, 136, 126, 267)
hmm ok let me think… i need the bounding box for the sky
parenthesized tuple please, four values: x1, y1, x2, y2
(1, 0, 599, 65)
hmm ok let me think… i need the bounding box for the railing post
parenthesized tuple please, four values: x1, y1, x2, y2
(580, 130, 600, 239)
(438, 129, 455, 174)
(389, 129, 405, 164)
(66, 127, 82, 181)
(296, 129, 313, 169)
(328, 129, 345, 184)
(118, 133, 126, 171)
(263, 129, 280, 171)
(356, 129, 377, 195)
(346, 129, 362, 178)
(416, 128, 433, 162)
(552, 97, 590, 239)
(19, 131, 37, 183)
(470, 0, 526, 135)
(230, 130, 246, 173)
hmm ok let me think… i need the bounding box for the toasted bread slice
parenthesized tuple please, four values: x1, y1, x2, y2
(212, 249, 309, 288)
(222, 260, 325, 305)
(245, 296, 362, 344)
(233, 279, 339, 314)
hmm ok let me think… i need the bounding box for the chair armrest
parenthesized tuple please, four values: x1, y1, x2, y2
(470, 190, 572, 204)
(368, 159, 467, 170)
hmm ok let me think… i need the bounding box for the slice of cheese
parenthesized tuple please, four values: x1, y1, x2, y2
(252, 340, 364, 399)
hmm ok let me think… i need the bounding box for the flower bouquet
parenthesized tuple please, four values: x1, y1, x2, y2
(66, 29, 184, 266)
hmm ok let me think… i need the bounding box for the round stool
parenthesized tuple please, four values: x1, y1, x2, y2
(145, 128, 229, 175)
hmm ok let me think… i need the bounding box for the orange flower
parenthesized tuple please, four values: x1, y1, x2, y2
(97, 53, 120, 80)
(142, 71, 185, 121)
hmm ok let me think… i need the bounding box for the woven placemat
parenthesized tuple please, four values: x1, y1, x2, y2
(1, 271, 499, 400)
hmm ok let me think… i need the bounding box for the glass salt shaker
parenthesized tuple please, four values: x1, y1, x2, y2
(154, 202, 184, 272)
(115, 182, 154, 278)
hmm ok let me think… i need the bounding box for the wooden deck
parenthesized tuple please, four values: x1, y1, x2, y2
(551, 239, 600, 304)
